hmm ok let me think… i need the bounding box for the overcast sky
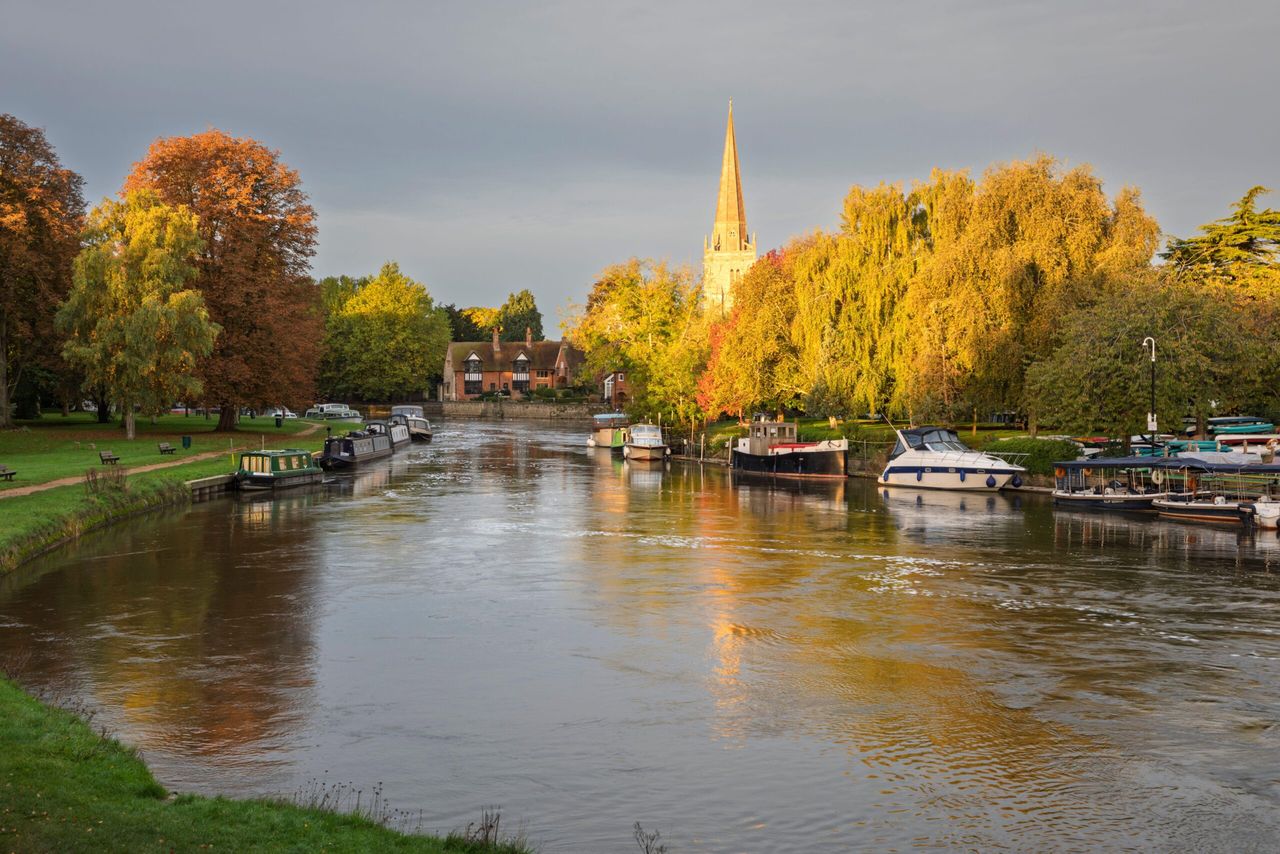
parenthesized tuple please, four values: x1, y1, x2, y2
(4, 0, 1277, 324)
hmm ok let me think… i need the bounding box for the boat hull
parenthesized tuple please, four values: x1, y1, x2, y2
(1153, 498, 1251, 525)
(1051, 491, 1162, 511)
(731, 448, 847, 478)
(236, 470, 326, 490)
(880, 467, 1018, 491)
(624, 444, 667, 461)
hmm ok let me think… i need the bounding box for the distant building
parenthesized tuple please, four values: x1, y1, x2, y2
(441, 327, 584, 401)
(602, 371, 629, 409)
(702, 100, 756, 316)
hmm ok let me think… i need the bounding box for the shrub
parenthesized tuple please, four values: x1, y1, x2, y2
(982, 437, 1082, 475)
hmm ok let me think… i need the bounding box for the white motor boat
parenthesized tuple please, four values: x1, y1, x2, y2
(880, 426, 1025, 491)
(623, 424, 669, 461)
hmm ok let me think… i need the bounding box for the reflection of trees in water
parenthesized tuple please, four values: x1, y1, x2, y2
(0, 494, 323, 771)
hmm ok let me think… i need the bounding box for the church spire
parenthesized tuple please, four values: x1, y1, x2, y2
(711, 99, 748, 252)
(702, 100, 756, 315)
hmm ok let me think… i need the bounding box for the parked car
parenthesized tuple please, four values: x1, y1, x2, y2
(270, 408, 298, 419)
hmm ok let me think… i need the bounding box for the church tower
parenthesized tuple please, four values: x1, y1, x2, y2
(702, 100, 756, 315)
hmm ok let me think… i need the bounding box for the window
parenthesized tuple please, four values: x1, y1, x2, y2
(512, 357, 530, 393)
(536, 369, 551, 378)
(464, 378, 482, 395)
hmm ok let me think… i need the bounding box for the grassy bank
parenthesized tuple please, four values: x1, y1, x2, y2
(0, 676, 529, 853)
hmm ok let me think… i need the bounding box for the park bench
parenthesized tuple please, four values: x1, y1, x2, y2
(0, 465, 15, 481)
(99, 450, 120, 465)
(158, 442, 177, 455)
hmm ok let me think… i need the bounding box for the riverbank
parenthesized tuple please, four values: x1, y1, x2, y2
(0, 676, 528, 852)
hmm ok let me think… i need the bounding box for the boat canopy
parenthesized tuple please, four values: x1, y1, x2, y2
(593, 413, 628, 425)
(630, 424, 664, 446)
(1053, 453, 1280, 475)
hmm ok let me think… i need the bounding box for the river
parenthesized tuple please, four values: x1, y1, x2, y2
(1, 421, 1278, 852)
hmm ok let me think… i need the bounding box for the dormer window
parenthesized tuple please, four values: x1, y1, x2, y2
(463, 354, 483, 396)
(512, 354, 530, 393)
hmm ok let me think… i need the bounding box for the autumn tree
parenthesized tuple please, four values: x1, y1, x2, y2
(124, 129, 321, 429)
(566, 259, 707, 425)
(57, 191, 218, 440)
(319, 262, 450, 401)
(0, 114, 85, 426)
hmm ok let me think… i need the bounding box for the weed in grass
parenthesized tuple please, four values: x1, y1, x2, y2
(82, 465, 128, 496)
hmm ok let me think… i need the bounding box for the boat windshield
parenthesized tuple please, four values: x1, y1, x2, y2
(920, 430, 970, 453)
(631, 425, 662, 445)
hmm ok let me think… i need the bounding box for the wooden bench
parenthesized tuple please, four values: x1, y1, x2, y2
(0, 465, 15, 481)
(158, 442, 177, 455)
(99, 450, 120, 465)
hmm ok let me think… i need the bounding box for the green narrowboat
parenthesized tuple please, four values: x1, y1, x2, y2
(236, 449, 324, 490)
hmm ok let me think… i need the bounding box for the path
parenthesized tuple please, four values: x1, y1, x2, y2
(0, 421, 324, 500)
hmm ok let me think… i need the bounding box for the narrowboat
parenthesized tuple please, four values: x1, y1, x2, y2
(1051, 457, 1166, 511)
(366, 417, 411, 451)
(316, 429, 394, 470)
(236, 449, 324, 490)
(391, 405, 433, 442)
(587, 413, 629, 452)
(623, 424, 668, 461)
(881, 426, 1026, 491)
(731, 417, 848, 478)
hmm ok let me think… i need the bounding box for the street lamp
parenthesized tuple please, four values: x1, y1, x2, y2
(1142, 337, 1156, 453)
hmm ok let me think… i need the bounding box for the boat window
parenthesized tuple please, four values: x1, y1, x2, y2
(905, 433, 924, 450)
(890, 439, 907, 459)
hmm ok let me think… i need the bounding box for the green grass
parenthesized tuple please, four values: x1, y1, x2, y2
(0, 413, 342, 492)
(0, 676, 532, 853)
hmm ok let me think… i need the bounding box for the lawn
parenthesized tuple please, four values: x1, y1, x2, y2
(0, 413, 350, 492)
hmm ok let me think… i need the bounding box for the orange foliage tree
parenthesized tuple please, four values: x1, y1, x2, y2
(0, 114, 85, 426)
(125, 129, 321, 430)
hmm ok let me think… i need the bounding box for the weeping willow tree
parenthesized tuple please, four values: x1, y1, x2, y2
(694, 155, 1161, 426)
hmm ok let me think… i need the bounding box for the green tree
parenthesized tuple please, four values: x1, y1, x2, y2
(321, 262, 450, 401)
(57, 191, 219, 440)
(1163, 186, 1280, 282)
(0, 114, 85, 426)
(1024, 273, 1262, 441)
(496, 288, 543, 341)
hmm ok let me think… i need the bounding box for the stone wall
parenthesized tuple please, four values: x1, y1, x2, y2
(441, 400, 606, 422)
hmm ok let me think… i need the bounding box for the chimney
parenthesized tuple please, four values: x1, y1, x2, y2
(492, 327, 501, 355)
(526, 326, 533, 348)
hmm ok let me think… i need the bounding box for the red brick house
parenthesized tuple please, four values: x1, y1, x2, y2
(602, 371, 629, 409)
(441, 328, 584, 401)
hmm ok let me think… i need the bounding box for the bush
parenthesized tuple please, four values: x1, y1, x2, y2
(982, 437, 1082, 475)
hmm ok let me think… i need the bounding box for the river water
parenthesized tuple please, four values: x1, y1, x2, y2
(1, 421, 1278, 852)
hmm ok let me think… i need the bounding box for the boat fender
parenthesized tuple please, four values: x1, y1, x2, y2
(1011, 475, 1023, 488)
(1082, 468, 1093, 477)
(916, 471, 923, 482)
(986, 475, 997, 488)
(1053, 467, 1066, 479)
(959, 470, 966, 482)
(1150, 469, 1164, 486)
(882, 471, 890, 482)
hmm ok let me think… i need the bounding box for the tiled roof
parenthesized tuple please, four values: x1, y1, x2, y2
(447, 340, 578, 372)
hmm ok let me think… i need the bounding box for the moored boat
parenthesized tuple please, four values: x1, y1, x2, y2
(587, 413, 629, 452)
(881, 426, 1025, 491)
(623, 423, 668, 461)
(1051, 457, 1166, 511)
(236, 449, 325, 490)
(731, 417, 847, 478)
(316, 429, 394, 470)
(367, 417, 411, 451)
(1150, 454, 1280, 527)
(391, 405, 434, 442)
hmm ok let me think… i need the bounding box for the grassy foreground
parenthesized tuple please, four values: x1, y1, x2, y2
(0, 677, 528, 853)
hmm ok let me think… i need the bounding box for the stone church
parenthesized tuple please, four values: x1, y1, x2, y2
(702, 101, 756, 315)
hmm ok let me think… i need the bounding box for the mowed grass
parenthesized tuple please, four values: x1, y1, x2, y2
(0, 677, 530, 853)
(0, 413, 346, 492)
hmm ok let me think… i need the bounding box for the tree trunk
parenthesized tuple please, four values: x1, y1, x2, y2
(216, 403, 237, 432)
(1028, 409, 1038, 439)
(0, 324, 9, 429)
(124, 403, 136, 440)
(93, 385, 111, 423)
(972, 407, 978, 436)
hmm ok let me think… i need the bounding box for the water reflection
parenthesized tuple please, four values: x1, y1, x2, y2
(0, 421, 1277, 852)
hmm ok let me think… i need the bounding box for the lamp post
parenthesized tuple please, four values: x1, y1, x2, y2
(1142, 337, 1156, 453)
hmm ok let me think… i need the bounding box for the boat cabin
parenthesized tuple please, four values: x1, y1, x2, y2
(629, 424, 665, 448)
(391, 405, 424, 418)
(238, 449, 318, 476)
(745, 419, 798, 456)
